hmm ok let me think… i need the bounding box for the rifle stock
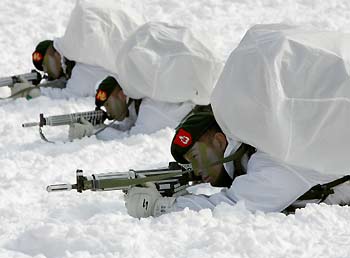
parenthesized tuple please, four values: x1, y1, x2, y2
(47, 162, 200, 197)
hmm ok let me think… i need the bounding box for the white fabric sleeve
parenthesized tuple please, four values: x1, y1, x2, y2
(129, 98, 194, 135)
(175, 190, 237, 212)
(94, 127, 128, 141)
(324, 181, 350, 205)
(41, 63, 110, 99)
(95, 103, 138, 140)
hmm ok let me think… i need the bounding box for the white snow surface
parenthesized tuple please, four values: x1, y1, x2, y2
(1, 0, 350, 257)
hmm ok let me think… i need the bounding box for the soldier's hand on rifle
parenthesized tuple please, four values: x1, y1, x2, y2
(11, 76, 41, 99)
(125, 183, 176, 218)
(68, 117, 94, 141)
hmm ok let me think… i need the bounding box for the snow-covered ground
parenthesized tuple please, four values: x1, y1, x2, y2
(1, 0, 350, 257)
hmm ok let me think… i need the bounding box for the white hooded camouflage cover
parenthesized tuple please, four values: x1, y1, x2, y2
(116, 22, 223, 105)
(54, 0, 143, 74)
(211, 24, 350, 175)
(54, 1, 221, 105)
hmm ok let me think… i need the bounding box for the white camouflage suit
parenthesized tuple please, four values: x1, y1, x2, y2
(174, 138, 350, 213)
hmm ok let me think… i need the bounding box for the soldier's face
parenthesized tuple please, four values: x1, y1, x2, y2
(42, 46, 62, 79)
(184, 132, 228, 187)
(103, 89, 128, 121)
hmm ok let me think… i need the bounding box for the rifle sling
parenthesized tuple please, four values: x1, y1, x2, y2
(298, 175, 350, 201)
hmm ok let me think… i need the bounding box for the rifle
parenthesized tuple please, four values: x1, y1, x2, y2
(0, 70, 68, 99)
(47, 162, 200, 197)
(0, 70, 42, 87)
(22, 109, 109, 142)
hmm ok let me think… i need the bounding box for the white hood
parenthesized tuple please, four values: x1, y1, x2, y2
(54, 0, 144, 74)
(211, 24, 350, 175)
(116, 22, 223, 105)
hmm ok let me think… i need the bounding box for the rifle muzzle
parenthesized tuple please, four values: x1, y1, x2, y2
(22, 122, 40, 127)
(46, 183, 76, 192)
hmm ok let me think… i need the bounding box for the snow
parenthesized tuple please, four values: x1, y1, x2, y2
(1, 0, 350, 257)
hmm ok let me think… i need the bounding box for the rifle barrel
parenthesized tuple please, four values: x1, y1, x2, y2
(46, 183, 75, 192)
(22, 122, 40, 127)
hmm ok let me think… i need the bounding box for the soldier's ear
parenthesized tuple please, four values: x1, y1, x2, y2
(53, 49, 61, 59)
(213, 132, 227, 152)
(117, 89, 127, 101)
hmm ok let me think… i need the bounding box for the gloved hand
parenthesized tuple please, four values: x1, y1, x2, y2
(11, 77, 41, 99)
(68, 117, 94, 141)
(125, 183, 176, 218)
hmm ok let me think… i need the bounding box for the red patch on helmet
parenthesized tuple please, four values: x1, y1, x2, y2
(32, 52, 43, 62)
(174, 128, 192, 147)
(96, 89, 107, 102)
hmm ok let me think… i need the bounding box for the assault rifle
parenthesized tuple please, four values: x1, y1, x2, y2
(0, 70, 67, 99)
(0, 70, 42, 87)
(47, 162, 200, 197)
(22, 109, 109, 142)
